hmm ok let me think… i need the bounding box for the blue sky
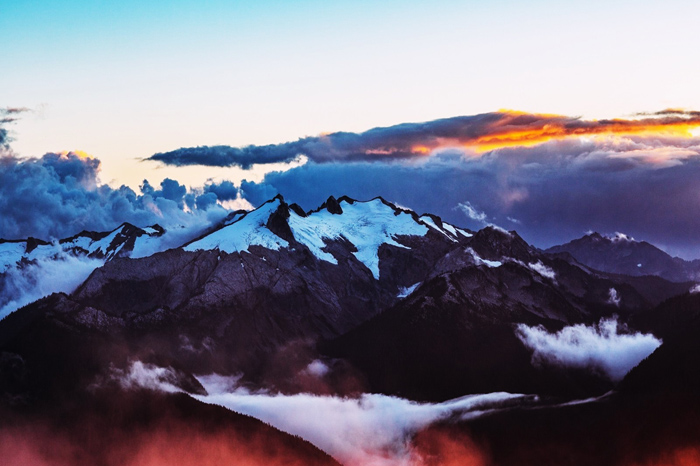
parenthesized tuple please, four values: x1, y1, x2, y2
(3, 0, 700, 188)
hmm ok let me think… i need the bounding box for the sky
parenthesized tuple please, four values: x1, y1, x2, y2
(2, 0, 700, 258)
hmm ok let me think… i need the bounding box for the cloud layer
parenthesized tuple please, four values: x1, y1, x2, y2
(515, 318, 662, 382)
(0, 252, 103, 319)
(110, 364, 530, 466)
(194, 375, 526, 466)
(147, 110, 700, 167)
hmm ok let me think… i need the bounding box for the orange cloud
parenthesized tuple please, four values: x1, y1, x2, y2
(149, 109, 700, 167)
(57, 150, 93, 160)
(412, 110, 700, 155)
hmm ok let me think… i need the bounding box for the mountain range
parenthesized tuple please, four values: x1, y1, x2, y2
(1, 195, 699, 465)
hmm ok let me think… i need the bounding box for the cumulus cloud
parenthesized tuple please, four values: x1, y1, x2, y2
(0, 152, 231, 241)
(108, 361, 182, 393)
(146, 110, 700, 168)
(515, 318, 661, 382)
(0, 150, 245, 316)
(457, 201, 487, 223)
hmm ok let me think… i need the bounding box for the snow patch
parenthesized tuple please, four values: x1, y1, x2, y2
(288, 199, 428, 279)
(609, 232, 634, 242)
(0, 242, 28, 273)
(466, 247, 502, 268)
(419, 216, 457, 242)
(690, 284, 700, 294)
(455, 227, 473, 238)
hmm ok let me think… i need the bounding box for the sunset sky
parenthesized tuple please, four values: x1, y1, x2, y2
(2, 0, 700, 258)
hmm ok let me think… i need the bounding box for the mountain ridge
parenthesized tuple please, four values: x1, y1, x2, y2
(546, 232, 700, 283)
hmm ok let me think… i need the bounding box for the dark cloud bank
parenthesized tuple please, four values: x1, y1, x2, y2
(235, 136, 700, 258)
(147, 110, 700, 167)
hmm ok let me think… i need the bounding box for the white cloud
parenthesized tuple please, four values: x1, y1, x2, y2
(608, 288, 621, 307)
(0, 252, 104, 320)
(515, 318, 661, 382)
(457, 202, 487, 223)
(193, 375, 528, 466)
(303, 360, 330, 378)
(109, 361, 182, 393)
(528, 261, 556, 280)
(116, 368, 528, 465)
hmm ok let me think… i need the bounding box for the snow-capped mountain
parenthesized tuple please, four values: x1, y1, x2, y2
(0, 223, 166, 318)
(184, 195, 471, 279)
(546, 232, 700, 282)
(0, 222, 165, 273)
(3, 194, 681, 394)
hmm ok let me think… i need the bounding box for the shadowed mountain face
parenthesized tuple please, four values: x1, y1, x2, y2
(547, 232, 700, 283)
(0, 195, 698, 466)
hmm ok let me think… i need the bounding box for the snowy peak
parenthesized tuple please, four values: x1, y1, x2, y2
(184, 195, 464, 279)
(469, 226, 533, 263)
(318, 195, 343, 215)
(184, 197, 290, 254)
(60, 222, 165, 261)
(289, 197, 430, 278)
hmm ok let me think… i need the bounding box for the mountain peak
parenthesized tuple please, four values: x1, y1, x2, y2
(184, 195, 441, 279)
(547, 232, 699, 282)
(320, 195, 343, 215)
